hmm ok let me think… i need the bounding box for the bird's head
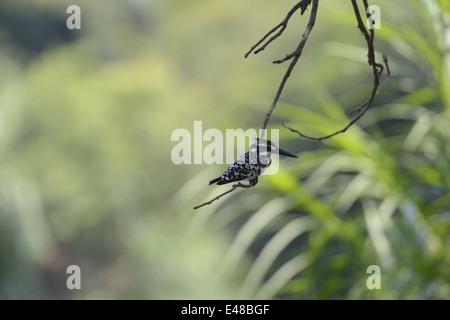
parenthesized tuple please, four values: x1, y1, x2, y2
(251, 138, 298, 158)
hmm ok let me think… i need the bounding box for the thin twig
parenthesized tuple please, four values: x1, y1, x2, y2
(244, 0, 312, 58)
(346, 56, 390, 116)
(382, 53, 391, 76)
(252, 0, 319, 140)
(193, 182, 256, 210)
(285, 0, 390, 141)
(346, 99, 370, 115)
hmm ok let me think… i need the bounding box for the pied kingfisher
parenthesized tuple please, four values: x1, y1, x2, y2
(208, 138, 297, 186)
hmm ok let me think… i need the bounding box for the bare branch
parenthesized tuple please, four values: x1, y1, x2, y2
(254, 0, 319, 140)
(193, 181, 256, 210)
(285, 0, 390, 141)
(272, 1, 317, 66)
(244, 0, 312, 58)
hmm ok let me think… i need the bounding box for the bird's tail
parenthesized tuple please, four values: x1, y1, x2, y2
(208, 177, 221, 185)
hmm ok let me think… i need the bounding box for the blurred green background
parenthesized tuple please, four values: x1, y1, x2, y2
(0, 0, 449, 299)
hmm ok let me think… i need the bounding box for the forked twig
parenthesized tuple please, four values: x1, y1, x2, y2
(244, 0, 312, 58)
(248, 0, 319, 139)
(284, 0, 390, 141)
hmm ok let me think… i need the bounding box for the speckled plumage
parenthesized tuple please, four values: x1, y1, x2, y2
(208, 139, 296, 186)
(211, 149, 271, 185)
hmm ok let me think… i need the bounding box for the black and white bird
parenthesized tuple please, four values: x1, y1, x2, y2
(208, 138, 297, 186)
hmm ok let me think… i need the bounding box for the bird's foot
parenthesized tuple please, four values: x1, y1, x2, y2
(234, 178, 258, 188)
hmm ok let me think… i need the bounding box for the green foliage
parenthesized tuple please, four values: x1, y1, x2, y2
(0, 0, 449, 299)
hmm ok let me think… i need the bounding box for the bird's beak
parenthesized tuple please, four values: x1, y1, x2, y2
(277, 147, 298, 158)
